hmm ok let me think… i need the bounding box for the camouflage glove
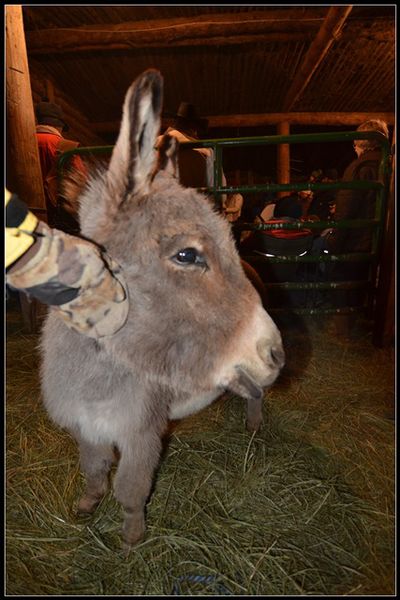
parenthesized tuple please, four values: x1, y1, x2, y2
(7, 219, 129, 339)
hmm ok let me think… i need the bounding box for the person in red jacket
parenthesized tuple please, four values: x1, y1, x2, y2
(35, 100, 86, 233)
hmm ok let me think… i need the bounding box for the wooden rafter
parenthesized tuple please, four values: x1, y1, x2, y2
(24, 9, 325, 53)
(282, 6, 353, 112)
(23, 8, 393, 54)
(90, 112, 395, 135)
(207, 111, 394, 128)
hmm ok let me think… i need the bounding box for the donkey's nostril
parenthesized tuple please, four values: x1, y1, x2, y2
(256, 339, 285, 369)
(271, 346, 285, 369)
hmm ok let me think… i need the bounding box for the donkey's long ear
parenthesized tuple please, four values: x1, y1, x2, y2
(106, 69, 163, 203)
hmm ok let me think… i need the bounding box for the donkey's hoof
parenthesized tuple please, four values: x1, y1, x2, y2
(121, 512, 145, 549)
(76, 495, 102, 516)
(246, 418, 262, 432)
(121, 540, 137, 557)
(121, 530, 144, 555)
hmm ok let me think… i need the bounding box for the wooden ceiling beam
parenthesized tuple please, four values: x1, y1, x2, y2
(282, 6, 353, 112)
(207, 111, 395, 128)
(26, 28, 392, 54)
(91, 112, 394, 134)
(25, 9, 339, 54)
(26, 33, 318, 54)
(23, 5, 394, 53)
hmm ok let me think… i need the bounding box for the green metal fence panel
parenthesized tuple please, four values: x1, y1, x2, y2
(57, 130, 391, 316)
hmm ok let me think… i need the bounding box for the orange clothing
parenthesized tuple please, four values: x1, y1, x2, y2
(36, 125, 85, 185)
(36, 125, 86, 231)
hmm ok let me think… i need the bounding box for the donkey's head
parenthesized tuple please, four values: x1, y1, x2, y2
(77, 69, 284, 402)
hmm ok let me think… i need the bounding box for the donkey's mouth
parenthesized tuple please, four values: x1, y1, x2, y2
(226, 366, 264, 401)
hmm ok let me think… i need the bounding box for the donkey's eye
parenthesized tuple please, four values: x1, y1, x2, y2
(172, 247, 207, 267)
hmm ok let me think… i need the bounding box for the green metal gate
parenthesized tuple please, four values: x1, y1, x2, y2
(58, 129, 391, 317)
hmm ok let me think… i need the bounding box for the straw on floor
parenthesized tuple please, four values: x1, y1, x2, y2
(6, 301, 394, 595)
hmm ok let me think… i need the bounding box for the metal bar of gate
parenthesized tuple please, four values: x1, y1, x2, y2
(57, 130, 391, 316)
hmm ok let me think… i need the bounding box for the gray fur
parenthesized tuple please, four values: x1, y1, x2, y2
(40, 69, 284, 549)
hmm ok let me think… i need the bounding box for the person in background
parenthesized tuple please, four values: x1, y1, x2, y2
(35, 99, 86, 234)
(311, 119, 390, 333)
(158, 102, 227, 206)
(221, 176, 244, 248)
(258, 202, 275, 222)
(307, 169, 338, 221)
(6, 188, 128, 339)
(327, 120, 389, 255)
(272, 189, 313, 220)
(222, 172, 244, 223)
(222, 191, 243, 222)
(309, 169, 323, 185)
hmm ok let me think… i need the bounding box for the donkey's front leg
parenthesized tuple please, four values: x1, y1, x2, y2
(74, 431, 116, 515)
(113, 429, 162, 548)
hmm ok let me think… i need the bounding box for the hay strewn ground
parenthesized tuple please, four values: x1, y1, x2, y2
(6, 299, 395, 595)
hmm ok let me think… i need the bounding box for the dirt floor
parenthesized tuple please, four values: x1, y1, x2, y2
(5, 295, 395, 595)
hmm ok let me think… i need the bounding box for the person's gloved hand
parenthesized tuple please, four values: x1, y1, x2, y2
(6, 189, 129, 338)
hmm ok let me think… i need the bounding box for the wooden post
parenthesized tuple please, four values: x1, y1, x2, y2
(372, 130, 395, 347)
(6, 5, 46, 215)
(277, 122, 290, 198)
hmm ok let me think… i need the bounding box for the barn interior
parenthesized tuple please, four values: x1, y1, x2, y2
(5, 5, 395, 595)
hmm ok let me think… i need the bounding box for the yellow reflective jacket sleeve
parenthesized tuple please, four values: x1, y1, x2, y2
(5, 188, 39, 268)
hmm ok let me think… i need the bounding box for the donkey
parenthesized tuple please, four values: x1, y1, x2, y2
(40, 69, 285, 549)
